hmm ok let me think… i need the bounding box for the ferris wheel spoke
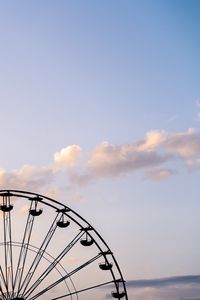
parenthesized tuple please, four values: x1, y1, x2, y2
(51, 279, 115, 300)
(2, 195, 14, 298)
(17, 212, 61, 295)
(0, 289, 6, 300)
(28, 253, 102, 300)
(0, 280, 6, 299)
(22, 231, 84, 298)
(0, 264, 8, 297)
(13, 200, 37, 295)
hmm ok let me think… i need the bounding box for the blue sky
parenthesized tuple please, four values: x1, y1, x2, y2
(0, 1, 200, 299)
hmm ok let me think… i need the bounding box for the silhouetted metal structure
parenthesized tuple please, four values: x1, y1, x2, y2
(0, 190, 128, 300)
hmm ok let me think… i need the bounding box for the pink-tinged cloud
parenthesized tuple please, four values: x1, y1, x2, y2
(145, 168, 177, 181)
(54, 145, 81, 168)
(0, 165, 54, 193)
(70, 128, 200, 184)
(87, 141, 171, 176)
(0, 128, 200, 190)
(162, 128, 200, 158)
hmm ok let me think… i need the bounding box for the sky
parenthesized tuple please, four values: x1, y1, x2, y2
(0, 0, 200, 299)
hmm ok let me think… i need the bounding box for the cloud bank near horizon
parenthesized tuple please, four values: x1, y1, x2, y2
(0, 128, 200, 193)
(126, 275, 200, 300)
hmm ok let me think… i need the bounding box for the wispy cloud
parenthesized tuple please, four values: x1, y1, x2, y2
(197, 112, 200, 121)
(145, 168, 177, 181)
(195, 100, 200, 121)
(196, 100, 200, 108)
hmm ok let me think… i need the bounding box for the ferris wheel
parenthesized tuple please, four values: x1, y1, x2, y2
(0, 190, 128, 300)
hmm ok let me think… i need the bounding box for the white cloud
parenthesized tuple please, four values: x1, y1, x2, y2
(54, 145, 81, 168)
(138, 130, 166, 151)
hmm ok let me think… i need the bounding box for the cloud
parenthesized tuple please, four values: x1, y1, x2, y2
(125, 275, 200, 300)
(0, 128, 200, 191)
(185, 158, 200, 170)
(145, 168, 176, 181)
(68, 141, 171, 184)
(138, 130, 166, 151)
(126, 275, 200, 288)
(103, 275, 200, 300)
(162, 128, 200, 158)
(70, 128, 200, 184)
(0, 165, 54, 193)
(86, 141, 170, 177)
(54, 145, 81, 168)
(127, 285, 200, 300)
